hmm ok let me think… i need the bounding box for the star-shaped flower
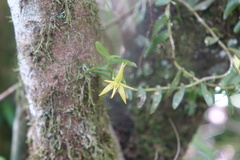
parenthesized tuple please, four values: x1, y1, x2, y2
(99, 63, 135, 104)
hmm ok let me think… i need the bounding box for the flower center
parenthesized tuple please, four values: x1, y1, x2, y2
(114, 82, 120, 89)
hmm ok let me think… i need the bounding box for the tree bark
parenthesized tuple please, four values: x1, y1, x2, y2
(8, 0, 118, 159)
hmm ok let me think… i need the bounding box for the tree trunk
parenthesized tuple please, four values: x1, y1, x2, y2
(8, 0, 118, 159)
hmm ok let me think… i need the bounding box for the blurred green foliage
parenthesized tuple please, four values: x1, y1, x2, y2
(0, 0, 17, 159)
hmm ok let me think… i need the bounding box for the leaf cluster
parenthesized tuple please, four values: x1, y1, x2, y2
(84, 41, 137, 78)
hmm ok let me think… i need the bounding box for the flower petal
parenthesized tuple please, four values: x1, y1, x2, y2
(118, 86, 127, 104)
(120, 83, 136, 90)
(105, 80, 115, 83)
(111, 84, 118, 98)
(99, 83, 114, 96)
(115, 63, 126, 82)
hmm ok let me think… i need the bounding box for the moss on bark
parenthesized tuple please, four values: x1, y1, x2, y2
(9, 0, 118, 159)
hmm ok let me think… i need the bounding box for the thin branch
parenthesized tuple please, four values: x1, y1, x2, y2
(103, 2, 140, 29)
(143, 75, 236, 92)
(146, 0, 154, 40)
(0, 83, 18, 102)
(167, 4, 176, 59)
(168, 118, 180, 160)
(176, 0, 240, 75)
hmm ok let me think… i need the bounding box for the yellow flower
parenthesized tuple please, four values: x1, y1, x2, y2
(99, 63, 135, 104)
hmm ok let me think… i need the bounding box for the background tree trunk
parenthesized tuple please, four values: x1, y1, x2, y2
(108, 1, 230, 159)
(8, 0, 118, 159)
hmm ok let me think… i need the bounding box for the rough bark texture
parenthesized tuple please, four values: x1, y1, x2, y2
(8, 0, 118, 159)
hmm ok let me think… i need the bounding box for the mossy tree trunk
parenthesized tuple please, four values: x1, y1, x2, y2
(8, 0, 118, 159)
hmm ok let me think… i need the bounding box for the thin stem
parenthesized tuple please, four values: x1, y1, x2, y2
(168, 118, 181, 160)
(167, 4, 176, 59)
(103, 1, 144, 29)
(0, 83, 18, 102)
(173, 60, 199, 81)
(142, 78, 236, 92)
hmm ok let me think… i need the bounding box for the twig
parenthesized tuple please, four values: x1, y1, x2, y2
(168, 118, 180, 160)
(143, 74, 237, 92)
(167, 4, 176, 59)
(103, 2, 140, 29)
(0, 83, 18, 102)
(153, 150, 159, 160)
(176, 0, 240, 75)
(146, 0, 154, 40)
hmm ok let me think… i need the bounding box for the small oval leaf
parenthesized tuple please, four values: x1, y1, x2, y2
(110, 59, 137, 67)
(165, 69, 182, 98)
(230, 94, 240, 108)
(233, 21, 240, 33)
(194, 0, 215, 11)
(152, 15, 169, 36)
(223, 0, 239, 20)
(204, 36, 218, 46)
(150, 85, 162, 114)
(172, 85, 185, 109)
(95, 41, 110, 58)
(144, 30, 169, 57)
(126, 88, 133, 101)
(228, 47, 240, 59)
(137, 87, 146, 108)
(201, 83, 214, 107)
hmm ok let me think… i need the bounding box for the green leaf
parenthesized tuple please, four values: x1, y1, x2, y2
(93, 70, 111, 78)
(211, 27, 223, 38)
(144, 30, 169, 57)
(228, 47, 240, 59)
(201, 83, 214, 107)
(165, 69, 182, 98)
(194, 0, 215, 11)
(125, 88, 133, 101)
(84, 65, 112, 78)
(137, 87, 146, 108)
(95, 41, 110, 58)
(165, 3, 171, 18)
(204, 36, 218, 46)
(109, 55, 121, 59)
(219, 69, 239, 86)
(152, 15, 169, 36)
(84, 65, 109, 74)
(2, 101, 15, 127)
(110, 59, 137, 67)
(150, 85, 162, 114)
(223, 0, 240, 20)
(172, 84, 185, 109)
(230, 94, 240, 108)
(0, 156, 6, 160)
(233, 21, 240, 33)
(154, 0, 170, 6)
